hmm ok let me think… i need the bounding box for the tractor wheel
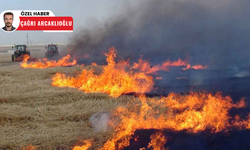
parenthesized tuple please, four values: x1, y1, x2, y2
(11, 54, 14, 62)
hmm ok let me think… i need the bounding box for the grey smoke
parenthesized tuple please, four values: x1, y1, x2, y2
(66, 0, 250, 95)
(69, 0, 250, 69)
(235, 71, 250, 78)
(89, 112, 110, 133)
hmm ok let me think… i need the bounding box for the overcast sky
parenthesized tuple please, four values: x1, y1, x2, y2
(0, 0, 135, 45)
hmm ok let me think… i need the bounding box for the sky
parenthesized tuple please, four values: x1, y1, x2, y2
(0, 0, 135, 45)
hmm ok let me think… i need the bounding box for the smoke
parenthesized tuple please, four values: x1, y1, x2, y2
(89, 112, 110, 133)
(69, 0, 250, 69)
(235, 71, 250, 78)
(66, 0, 250, 95)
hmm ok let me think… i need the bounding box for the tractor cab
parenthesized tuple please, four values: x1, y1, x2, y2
(45, 44, 59, 57)
(13, 45, 29, 54)
(16, 45, 26, 52)
(12, 45, 32, 62)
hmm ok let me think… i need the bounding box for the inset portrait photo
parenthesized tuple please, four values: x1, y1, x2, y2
(1, 11, 19, 32)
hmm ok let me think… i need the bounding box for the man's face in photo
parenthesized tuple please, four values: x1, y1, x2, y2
(4, 14, 13, 27)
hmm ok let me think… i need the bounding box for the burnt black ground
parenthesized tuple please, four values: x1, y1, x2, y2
(126, 69, 250, 101)
(122, 69, 250, 150)
(124, 129, 250, 150)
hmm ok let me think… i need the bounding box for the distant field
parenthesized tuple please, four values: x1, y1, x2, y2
(0, 53, 133, 149)
(0, 53, 11, 63)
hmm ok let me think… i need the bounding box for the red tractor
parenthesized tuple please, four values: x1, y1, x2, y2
(45, 44, 59, 57)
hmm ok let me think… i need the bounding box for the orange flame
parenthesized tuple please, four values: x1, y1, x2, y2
(132, 58, 162, 74)
(133, 58, 207, 74)
(21, 54, 77, 68)
(155, 77, 162, 80)
(183, 64, 208, 70)
(99, 93, 249, 150)
(22, 94, 250, 150)
(52, 47, 154, 97)
(162, 58, 189, 70)
(72, 140, 92, 150)
(22, 145, 36, 150)
(147, 131, 167, 150)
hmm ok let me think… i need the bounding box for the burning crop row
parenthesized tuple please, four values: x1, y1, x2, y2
(133, 57, 207, 74)
(19, 47, 207, 97)
(20, 47, 207, 72)
(52, 47, 154, 98)
(21, 54, 77, 68)
(23, 92, 249, 150)
(51, 47, 207, 97)
(73, 93, 250, 150)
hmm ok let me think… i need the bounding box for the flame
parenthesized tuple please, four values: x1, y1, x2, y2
(51, 47, 209, 97)
(162, 58, 189, 70)
(183, 64, 208, 70)
(233, 98, 246, 108)
(99, 93, 249, 150)
(21, 91, 250, 149)
(73, 140, 92, 150)
(22, 145, 36, 150)
(147, 131, 167, 150)
(21, 54, 77, 68)
(155, 77, 162, 80)
(132, 58, 162, 74)
(52, 47, 154, 98)
(133, 58, 207, 74)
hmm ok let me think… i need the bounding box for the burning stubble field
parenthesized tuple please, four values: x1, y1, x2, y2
(1, 48, 250, 150)
(0, 53, 133, 149)
(3, 0, 250, 149)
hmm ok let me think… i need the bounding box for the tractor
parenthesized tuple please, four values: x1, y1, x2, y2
(45, 44, 59, 57)
(11, 45, 36, 62)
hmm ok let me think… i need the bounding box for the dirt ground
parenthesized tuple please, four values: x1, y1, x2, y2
(0, 51, 133, 150)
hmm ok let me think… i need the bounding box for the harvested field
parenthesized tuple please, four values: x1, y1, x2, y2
(0, 53, 134, 150)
